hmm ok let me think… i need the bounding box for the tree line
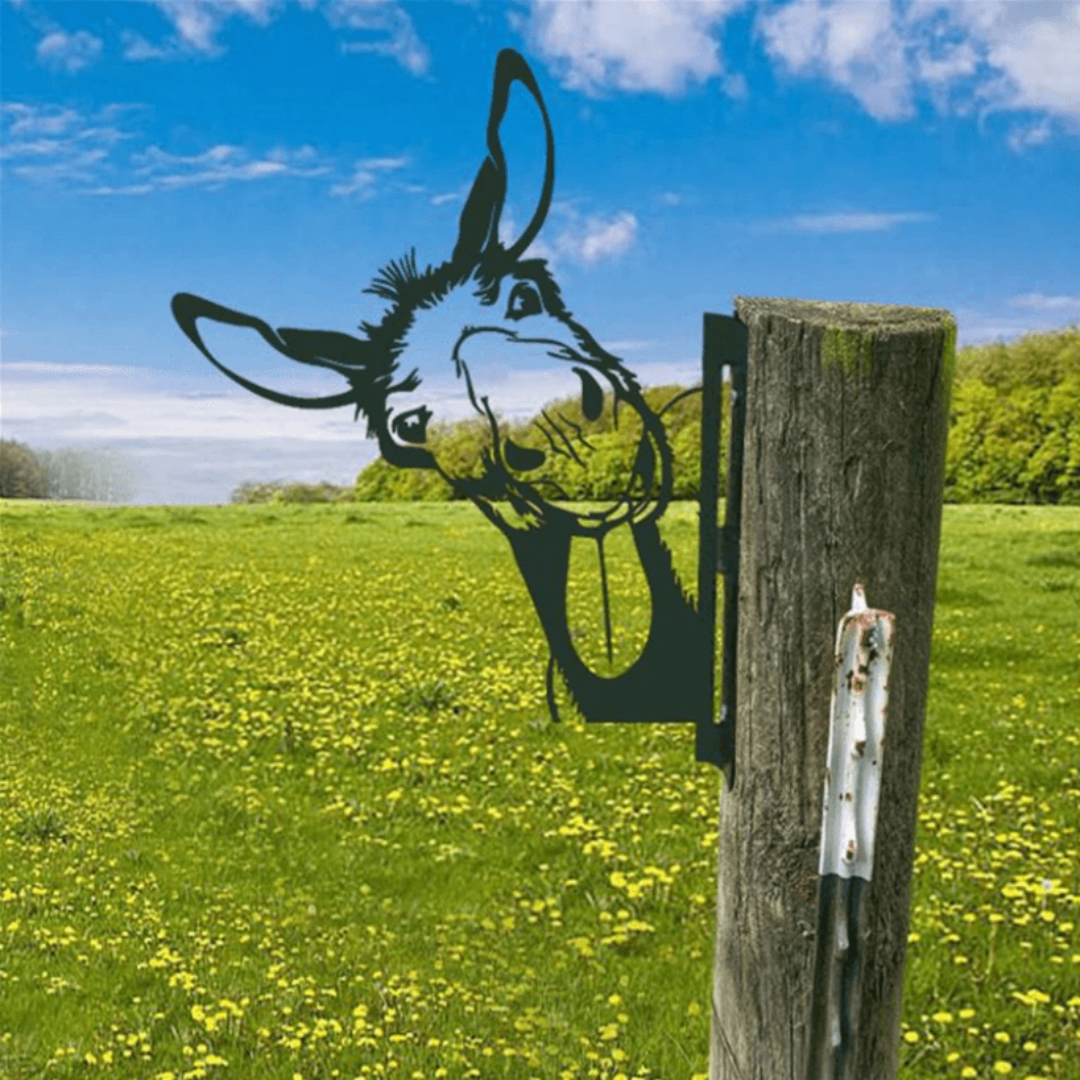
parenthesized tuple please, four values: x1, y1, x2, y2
(944, 324, 1079, 504)
(351, 383, 713, 504)
(348, 325, 1079, 506)
(230, 480, 354, 504)
(11, 327, 1071, 507)
(0, 442, 137, 503)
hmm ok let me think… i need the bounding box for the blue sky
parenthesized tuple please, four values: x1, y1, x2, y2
(3, 0, 1078, 504)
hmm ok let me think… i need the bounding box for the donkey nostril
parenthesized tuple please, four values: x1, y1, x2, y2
(574, 366, 604, 422)
(391, 406, 432, 445)
(504, 439, 546, 472)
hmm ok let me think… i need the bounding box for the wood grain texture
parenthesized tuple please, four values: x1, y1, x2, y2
(710, 298, 955, 1080)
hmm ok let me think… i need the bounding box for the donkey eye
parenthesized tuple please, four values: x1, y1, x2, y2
(506, 281, 543, 321)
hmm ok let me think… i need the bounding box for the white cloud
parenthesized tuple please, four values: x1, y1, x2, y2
(948, 300, 1080, 347)
(2, 359, 352, 441)
(35, 29, 103, 74)
(915, 38, 978, 90)
(721, 71, 748, 99)
(9, 148, 110, 185)
(949, 0, 1080, 120)
(0, 358, 377, 503)
(2, 103, 82, 138)
(128, 143, 331, 192)
(1, 103, 137, 185)
(598, 340, 651, 355)
(327, 0, 430, 76)
(144, 0, 280, 54)
(618, 357, 703, 389)
(2, 101, 414, 199)
(579, 211, 638, 263)
(758, 0, 1080, 135)
(126, 0, 429, 75)
(528, 208, 639, 265)
(758, 0, 915, 120)
(329, 155, 410, 198)
(2, 105, 340, 194)
(120, 29, 184, 62)
(779, 210, 935, 234)
(517, 0, 748, 96)
(517, 0, 1078, 136)
(1006, 117, 1054, 153)
(1010, 292, 1080, 313)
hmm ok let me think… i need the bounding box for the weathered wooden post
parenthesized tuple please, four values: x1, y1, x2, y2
(710, 298, 955, 1079)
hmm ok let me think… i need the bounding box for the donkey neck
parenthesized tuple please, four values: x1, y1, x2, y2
(505, 517, 711, 725)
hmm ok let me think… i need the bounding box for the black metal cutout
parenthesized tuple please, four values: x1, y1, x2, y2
(171, 48, 748, 772)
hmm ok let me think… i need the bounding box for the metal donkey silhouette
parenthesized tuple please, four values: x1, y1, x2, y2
(172, 49, 746, 773)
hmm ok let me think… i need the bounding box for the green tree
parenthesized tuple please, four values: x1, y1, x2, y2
(945, 327, 1080, 504)
(0, 440, 48, 499)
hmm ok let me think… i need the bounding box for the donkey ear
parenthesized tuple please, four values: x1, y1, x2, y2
(453, 49, 555, 267)
(171, 292, 365, 411)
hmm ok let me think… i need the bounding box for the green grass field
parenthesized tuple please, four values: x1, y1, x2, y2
(1, 502, 1077, 1080)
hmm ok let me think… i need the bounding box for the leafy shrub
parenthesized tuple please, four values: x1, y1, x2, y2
(944, 326, 1080, 504)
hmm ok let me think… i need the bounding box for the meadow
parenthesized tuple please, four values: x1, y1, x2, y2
(0, 501, 1077, 1080)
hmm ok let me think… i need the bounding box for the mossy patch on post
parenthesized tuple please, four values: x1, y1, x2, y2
(822, 325, 874, 377)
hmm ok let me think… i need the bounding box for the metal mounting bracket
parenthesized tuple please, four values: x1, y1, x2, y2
(697, 312, 748, 783)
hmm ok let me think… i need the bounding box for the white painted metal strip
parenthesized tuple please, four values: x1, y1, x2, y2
(819, 585, 895, 880)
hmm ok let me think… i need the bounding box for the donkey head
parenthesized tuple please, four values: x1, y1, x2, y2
(173, 50, 671, 538)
